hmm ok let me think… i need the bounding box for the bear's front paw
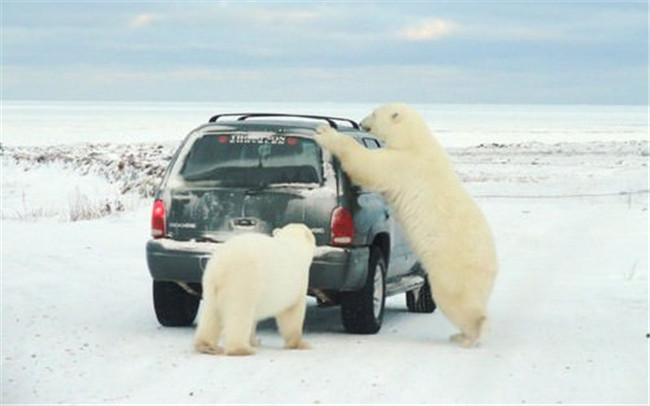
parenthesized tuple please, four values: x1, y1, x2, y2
(450, 333, 478, 348)
(315, 124, 334, 135)
(285, 339, 311, 350)
(194, 340, 224, 355)
(225, 346, 255, 356)
(314, 125, 340, 151)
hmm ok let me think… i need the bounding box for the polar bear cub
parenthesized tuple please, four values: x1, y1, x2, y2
(194, 223, 316, 356)
(315, 103, 498, 347)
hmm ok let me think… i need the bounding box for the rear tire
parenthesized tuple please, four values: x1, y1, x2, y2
(153, 281, 200, 327)
(340, 247, 386, 334)
(406, 275, 436, 313)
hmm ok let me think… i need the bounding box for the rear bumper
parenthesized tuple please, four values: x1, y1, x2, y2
(146, 239, 369, 292)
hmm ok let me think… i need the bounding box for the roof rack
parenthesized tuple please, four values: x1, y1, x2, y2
(208, 113, 360, 130)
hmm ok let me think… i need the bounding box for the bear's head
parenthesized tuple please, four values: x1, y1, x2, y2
(360, 103, 430, 150)
(273, 223, 316, 251)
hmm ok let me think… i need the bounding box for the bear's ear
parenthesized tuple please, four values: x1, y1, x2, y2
(272, 228, 280, 237)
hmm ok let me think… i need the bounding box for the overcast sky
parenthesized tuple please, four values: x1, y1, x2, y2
(1, 1, 647, 104)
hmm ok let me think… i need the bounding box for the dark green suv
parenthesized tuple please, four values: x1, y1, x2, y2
(146, 113, 435, 334)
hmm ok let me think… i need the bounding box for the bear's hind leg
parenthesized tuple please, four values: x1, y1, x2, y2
(431, 283, 487, 348)
(276, 296, 310, 350)
(194, 295, 223, 355)
(222, 303, 256, 356)
(448, 309, 486, 348)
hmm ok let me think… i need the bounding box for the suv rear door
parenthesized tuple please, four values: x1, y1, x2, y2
(164, 129, 335, 245)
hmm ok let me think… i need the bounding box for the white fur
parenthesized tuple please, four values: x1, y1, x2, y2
(194, 223, 316, 356)
(315, 103, 498, 347)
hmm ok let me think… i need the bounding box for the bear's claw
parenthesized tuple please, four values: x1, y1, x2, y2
(195, 341, 224, 355)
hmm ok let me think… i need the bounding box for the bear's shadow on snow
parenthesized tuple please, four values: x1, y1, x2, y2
(255, 301, 414, 334)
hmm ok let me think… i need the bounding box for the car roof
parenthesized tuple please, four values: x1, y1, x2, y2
(191, 113, 371, 141)
(208, 113, 361, 130)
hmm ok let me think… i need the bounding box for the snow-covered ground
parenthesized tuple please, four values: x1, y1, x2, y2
(1, 139, 648, 404)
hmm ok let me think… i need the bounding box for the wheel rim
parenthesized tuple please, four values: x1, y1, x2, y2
(373, 264, 384, 319)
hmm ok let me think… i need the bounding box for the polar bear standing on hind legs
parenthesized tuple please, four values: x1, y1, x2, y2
(194, 223, 316, 356)
(315, 103, 498, 347)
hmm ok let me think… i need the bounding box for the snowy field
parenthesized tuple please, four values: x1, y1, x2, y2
(1, 102, 648, 404)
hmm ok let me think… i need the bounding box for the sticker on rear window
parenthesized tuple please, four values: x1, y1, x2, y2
(222, 132, 290, 145)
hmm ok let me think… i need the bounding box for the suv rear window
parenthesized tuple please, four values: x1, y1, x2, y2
(180, 132, 322, 187)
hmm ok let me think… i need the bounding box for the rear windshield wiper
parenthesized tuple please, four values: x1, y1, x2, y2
(245, 182, 269, 195)
(182, 166, 226, 182)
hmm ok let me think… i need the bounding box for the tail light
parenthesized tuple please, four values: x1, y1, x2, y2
(330, 206, 354, 246)
(151, 199, 166, 238)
